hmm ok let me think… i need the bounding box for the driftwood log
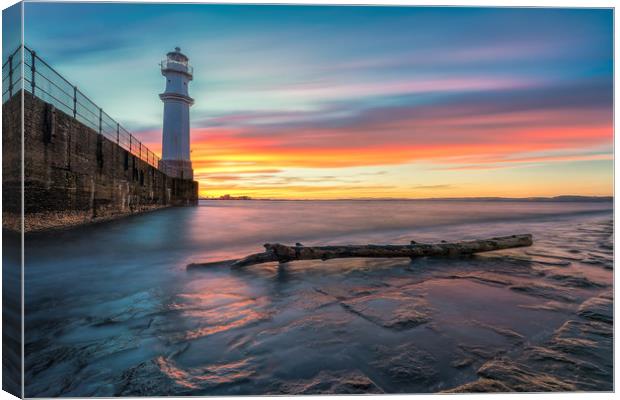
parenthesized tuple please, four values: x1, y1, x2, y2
(187, 234, 532, 269)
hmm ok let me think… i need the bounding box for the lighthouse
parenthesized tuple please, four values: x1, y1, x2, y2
(159, 47, 194, 179)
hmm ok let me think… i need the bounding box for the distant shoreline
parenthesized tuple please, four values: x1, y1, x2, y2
(199, 195, 613, 202)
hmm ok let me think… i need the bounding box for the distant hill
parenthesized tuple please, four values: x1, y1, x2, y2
(419, 195, 613, 202)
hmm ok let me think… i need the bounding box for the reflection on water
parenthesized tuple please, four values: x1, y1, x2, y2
(24, 200, 613, 396)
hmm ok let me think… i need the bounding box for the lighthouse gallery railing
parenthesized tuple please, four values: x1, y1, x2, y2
(2, 45, 178, 175)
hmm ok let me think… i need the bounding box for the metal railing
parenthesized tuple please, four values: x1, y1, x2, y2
(2, 47, 23, 103)
(2, 45, 174, 174)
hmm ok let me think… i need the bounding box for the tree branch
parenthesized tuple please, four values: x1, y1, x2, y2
(187, 234, 533, 269)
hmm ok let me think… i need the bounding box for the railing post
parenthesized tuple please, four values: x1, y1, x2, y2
(30, 50, 36, 95)
(116, 123, 120, 144)
(98, 108, 102, 135)
(139, 143, 142, 160)
(8, 54, 13, 97)
(129, 134, 132, 153)
(73, 86, 77, 118)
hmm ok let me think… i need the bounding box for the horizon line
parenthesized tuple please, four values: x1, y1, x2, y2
(198, 194, 613, 201)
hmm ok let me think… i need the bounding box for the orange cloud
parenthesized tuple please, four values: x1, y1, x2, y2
(136, 100, 612, 199)
(186, 125, 610, 169)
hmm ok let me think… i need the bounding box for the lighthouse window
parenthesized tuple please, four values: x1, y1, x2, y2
(167, 79, 170, 83)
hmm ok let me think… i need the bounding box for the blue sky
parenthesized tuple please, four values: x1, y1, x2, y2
(19, 3, 613, 198)
(3, 2, 20, 60)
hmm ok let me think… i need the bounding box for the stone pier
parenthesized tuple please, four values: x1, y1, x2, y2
(2, 91, 199, 232)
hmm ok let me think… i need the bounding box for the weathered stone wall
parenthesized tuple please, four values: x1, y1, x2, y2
(2, 90, 23, 397)
(2, 88, 23, 220)
(3, 91, 198, 232)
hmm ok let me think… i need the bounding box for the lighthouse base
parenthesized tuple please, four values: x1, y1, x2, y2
(159, 159, 194, 180)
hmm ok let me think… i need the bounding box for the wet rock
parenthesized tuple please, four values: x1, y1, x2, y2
(457, 344, 504, 360)
(581, 251, 613, 268)
(522, 319, 613, 391)
(371, 344, 438, 385)
(571, 319, 613, 338)
(89, 290, 159, 325)
(469, 254, 538, 277)
(549, 337, 598, 356)
(577, 292, 612, 323)
(581, 258, 607, 266)
(550, 319, 613, 358)
(529, 257, 571, 267)
(524, 346, 609, 379)
(291, 289, 338, 310)
(116, 358, 192, 396)
(341, 292, 431, 329)
(116, 357, 254, 396)
(476, 358, 575, 391)
(27, 345, 84, 378)
(314, 282, 386, 301)
(450, 357, 475, 369)
(271, 311, 353, 336)
(171, 296, 274, 342)
(517, 301, 574, 313)
(598, 238, 613, 251)
(26, 331, 144, 395)
(470, 320, 524, 342)
(443, 378, 512, 393)
(441, 272, 513, 287)
(509, 283, 576, 303)
(25, 344, 93, 397)
(272, 370, 383, 394)
(24, 218, 614, 396)
(524, 250, 583, 262)
(546, 273, 604, 288)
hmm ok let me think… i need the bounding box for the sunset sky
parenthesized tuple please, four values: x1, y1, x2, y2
(22, 3, 613, 199)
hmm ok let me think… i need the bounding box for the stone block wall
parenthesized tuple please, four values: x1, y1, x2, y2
(2, 91, 198, 232)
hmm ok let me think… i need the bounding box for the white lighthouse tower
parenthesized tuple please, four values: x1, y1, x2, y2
(159, 47, 194, 179)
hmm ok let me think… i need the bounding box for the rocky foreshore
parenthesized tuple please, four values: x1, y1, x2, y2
(23, 208, 613, 396)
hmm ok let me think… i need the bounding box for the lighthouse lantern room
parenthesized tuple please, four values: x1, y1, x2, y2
(159, 47, 194, 179)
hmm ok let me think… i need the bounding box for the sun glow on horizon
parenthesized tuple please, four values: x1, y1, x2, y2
(139, 113, 612, 199)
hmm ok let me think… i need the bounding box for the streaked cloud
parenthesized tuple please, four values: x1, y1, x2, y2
(23, 4, 613, 199)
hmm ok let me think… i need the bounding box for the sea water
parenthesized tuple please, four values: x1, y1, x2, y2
(23, 200, 613, 395)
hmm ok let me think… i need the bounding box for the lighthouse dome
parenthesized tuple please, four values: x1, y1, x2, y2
(166, 47, 189, 63)
(161, 46, 193, 77)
